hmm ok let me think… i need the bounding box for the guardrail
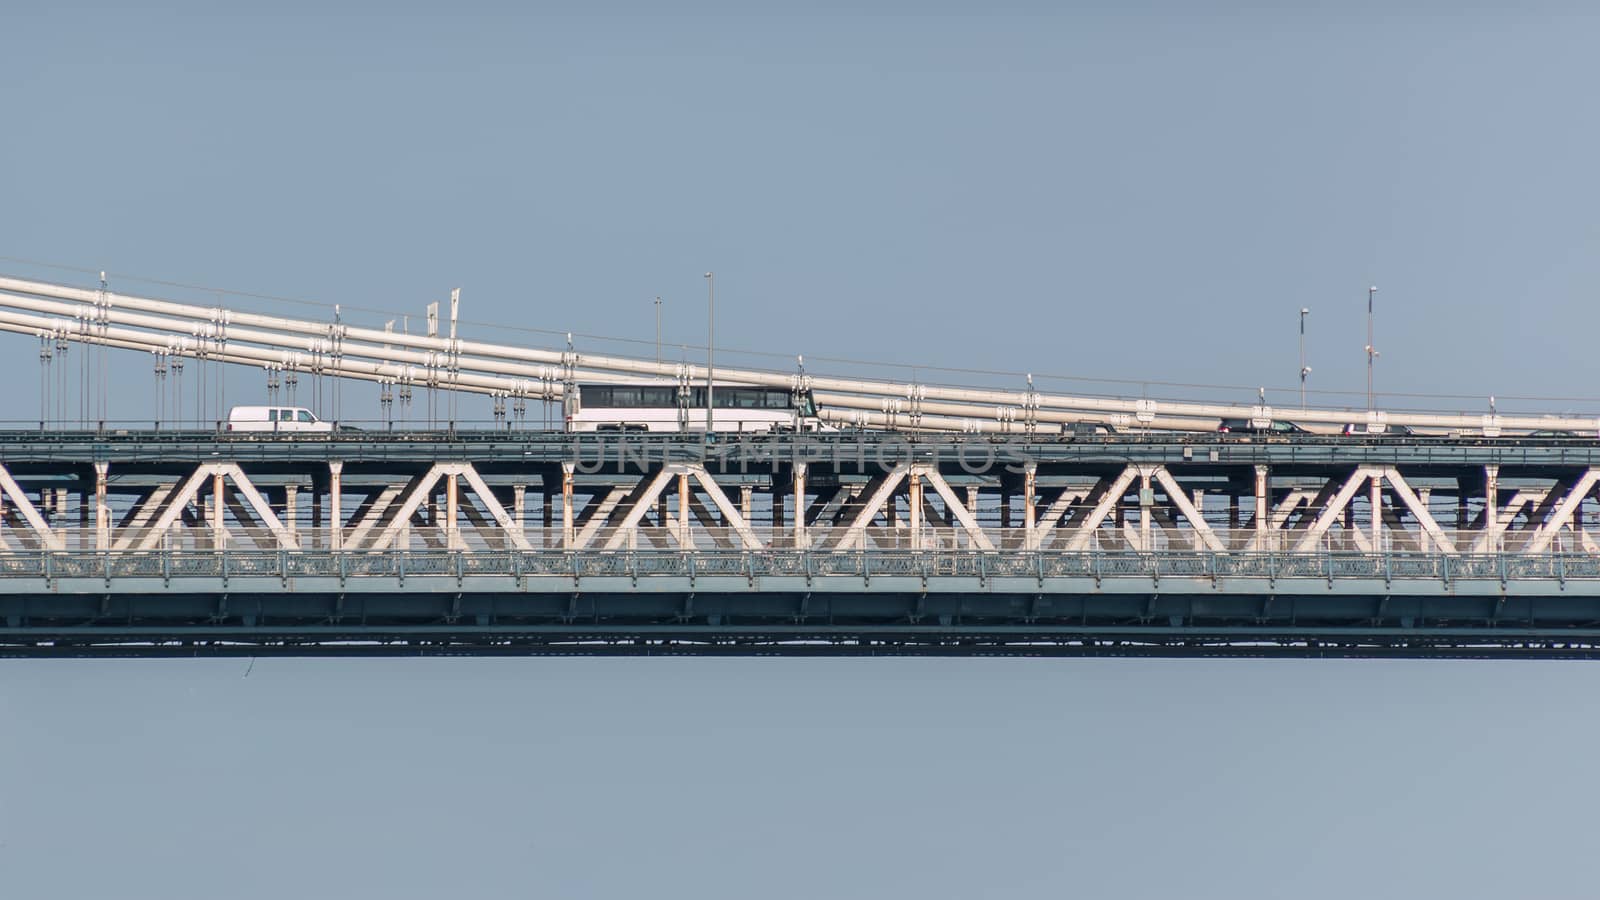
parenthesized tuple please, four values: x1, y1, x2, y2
(1, 548, 1596, 584)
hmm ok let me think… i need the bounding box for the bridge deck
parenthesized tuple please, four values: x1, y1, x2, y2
(4, 548, 1600, 658)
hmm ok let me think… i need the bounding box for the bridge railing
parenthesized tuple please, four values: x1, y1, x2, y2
(6, 524, 1562, 555)
(1, 547, 1596, 583)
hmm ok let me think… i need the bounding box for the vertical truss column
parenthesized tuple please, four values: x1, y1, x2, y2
(1417, 487, 1432, 553)
(678, 470, 691, 548)
(561, 462, 575, 549)
(329, 461, 343, 551)
(792, 462, 807, 549)
(1139, 467, 1153, 551)
(93, 461, 109, 551)
(909, 468, 924, 551)
(211, 468, 225, 549)
(445, 470, 461, 550)
(1253, 465, 1269, 552)
(285, 484, 299, 546)
(1022, 462, 1036, 552)
(542, 477, 554, 548)
(1478, 464, 1501, 553)
(1369, 474, 1381, 552)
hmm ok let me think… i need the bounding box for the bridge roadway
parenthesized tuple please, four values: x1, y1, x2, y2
(7, 427, 1600, 466)
(0, 430, 1599, 658)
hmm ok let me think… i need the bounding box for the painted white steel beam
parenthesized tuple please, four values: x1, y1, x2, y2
(1524, 469, 1600, 554)
(920, 466, 997, 552)
(1292, 468, 1379, 553)
(1064, 467, 1141, 552)
(0, 463, 63, 551)
(1379, 466, 1457, 555)
(1151, 468, 1226, 553)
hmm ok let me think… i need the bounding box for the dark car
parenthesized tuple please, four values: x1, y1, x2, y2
(1217, 418, 1308, 435)
(1341, 423, 1416, 436)
(1061, 421, 1117, 438)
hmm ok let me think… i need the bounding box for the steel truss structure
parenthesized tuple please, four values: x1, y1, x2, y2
(3, 432, 1600, 656)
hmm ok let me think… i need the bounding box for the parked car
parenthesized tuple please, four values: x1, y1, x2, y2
(1217, 418, 1308, 435)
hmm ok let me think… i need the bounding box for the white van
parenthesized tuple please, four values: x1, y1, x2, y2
(227, 406, 334, 434)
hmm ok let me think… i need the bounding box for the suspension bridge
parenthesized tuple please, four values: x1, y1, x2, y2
(0, 273, 1598, 657)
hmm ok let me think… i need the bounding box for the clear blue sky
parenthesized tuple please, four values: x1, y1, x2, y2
(4, 6, 1600, 898)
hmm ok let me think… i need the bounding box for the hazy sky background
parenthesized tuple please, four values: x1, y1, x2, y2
(4, 5, 1600, 897)
(3, 3, 1599, 416)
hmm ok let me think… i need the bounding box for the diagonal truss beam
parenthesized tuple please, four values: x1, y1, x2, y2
(692, 467, 763, 550)
(833, 466, 910, 550)
(571, 486, 630, 550)
(920, 466, 996, 552)
(1064, 466, 1141, 552)
(601, 468, 679, 550)
(368, 463, 532, 551)
(359, 466, 447, 551)
(1151, 468, 1226, 553)
(1292, 467, 1379, 553)
(344, 484, 406, 549)
(134, 463, 297, 551)
(455, 466, 532, 551)
(1472, 491, 1538, 553)
(1379, 466, 1456, 554)
(1524, 468, 1600, 554)
(0, 463, 63, 551)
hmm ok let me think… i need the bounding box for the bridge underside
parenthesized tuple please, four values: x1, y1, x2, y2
(5, 550, 1600, 658)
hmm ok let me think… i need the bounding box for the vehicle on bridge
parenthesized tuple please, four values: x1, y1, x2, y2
(226, 406, 334, 434)
(1341, 422, 1418, 436)
(1216, 417, 1309, 435)
(565, 382, 825, 433)
(1060, 421, 1118, 438)
(1526, 428, 1600, 439)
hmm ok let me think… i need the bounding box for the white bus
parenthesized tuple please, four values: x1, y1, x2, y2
(565, 382, 825, 433)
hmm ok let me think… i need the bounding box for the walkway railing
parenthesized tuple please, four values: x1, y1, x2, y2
(0, 548, 1595, 585)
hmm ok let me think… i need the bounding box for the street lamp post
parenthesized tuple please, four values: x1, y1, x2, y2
(1365, 285, 1378, 410)
(704, 272, 714, 436)
(654, 296, 662, 364)
(1299, 307, 1311, 409)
